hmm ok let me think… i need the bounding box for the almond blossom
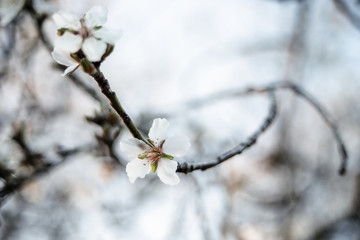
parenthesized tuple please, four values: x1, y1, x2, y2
(120, 118, 190, 185)
(51, 5, 120, 74)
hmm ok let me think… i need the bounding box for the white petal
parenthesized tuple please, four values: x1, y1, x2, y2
(82, 37, 107, 62)
(62, 65, 79, 76)
(54, 32, 82, 53)
(52, 11, 80, 29)
(148, 118, 169, 143)
(157, 159, 180, 185)
(163, 136, 190, 157)
(51, 48, 77, 66)
(84, 5, 107, 28)
(126, 159, 151, 183)
(120, 139, 145, 159)
(93, 27, 122, 44)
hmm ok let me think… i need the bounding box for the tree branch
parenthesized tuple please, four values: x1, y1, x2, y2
(90, 69, 146, 143)
(177, 81, 348, 175)
(177, 92, 277, 173)
(0, 145, 88, 206)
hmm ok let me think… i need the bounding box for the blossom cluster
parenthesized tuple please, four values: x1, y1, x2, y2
(51, 5, 120, 76)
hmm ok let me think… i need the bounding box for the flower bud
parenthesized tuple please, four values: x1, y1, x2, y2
(80, 58, 95, 74)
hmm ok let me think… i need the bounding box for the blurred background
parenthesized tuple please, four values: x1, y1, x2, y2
(0, 0, 360, 239)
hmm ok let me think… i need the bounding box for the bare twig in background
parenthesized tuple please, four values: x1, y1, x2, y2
(334, 0, 360, 30)
(86, 111, 126, 167)
(177, 81, 348, 175)
(0, 144, 91, 206)
(0, 125, 93, 206)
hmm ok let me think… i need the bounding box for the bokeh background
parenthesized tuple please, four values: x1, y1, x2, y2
(0, 0, 360, 239)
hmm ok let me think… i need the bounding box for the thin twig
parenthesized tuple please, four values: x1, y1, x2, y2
(284, 82, 348, 175)
(334, 0, 360, 31)
(90, 69, 146, 143)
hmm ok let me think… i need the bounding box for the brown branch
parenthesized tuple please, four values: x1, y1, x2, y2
(177, 91, 277, 173)
(177, 81, 348, 175)
(90, 69, 146, 143)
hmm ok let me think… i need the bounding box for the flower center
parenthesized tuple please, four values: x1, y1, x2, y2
(79, 18, 91, 39)
(138, 146, 163, 163)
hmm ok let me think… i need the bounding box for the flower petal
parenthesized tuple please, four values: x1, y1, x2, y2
(82, 37, 107, 62)
(62, 65, 79, 76)
(93, 27, 122, 44)
(163, 136, 190, 157)
(120, 139, 145, 159)
(51, 48, 77, 66)
(148, 118, 169, 143)
(84, 5, 107, 28)
(54, 32, 82, 53)
(157, 159, 180, 185)
(126, 159, 151, 183)
(52, 11, 80, 29)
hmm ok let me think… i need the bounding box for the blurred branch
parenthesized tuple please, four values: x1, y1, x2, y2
(334, 0, 360, 31)
(0, 144, 90, 206)
(177, 81, 348, 175)
(12, 125, 43, 168)
(86, 111, 126, 167)
(25, 0, 52, 52)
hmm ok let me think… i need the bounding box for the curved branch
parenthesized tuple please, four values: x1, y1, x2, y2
(177, 91, 277, 173)
(177, 81, 348, 175)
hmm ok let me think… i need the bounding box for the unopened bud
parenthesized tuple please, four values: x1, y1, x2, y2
(80, 58, 95, 74)
(100, 44, 114, 62)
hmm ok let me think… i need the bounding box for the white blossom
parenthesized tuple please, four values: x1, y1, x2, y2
(120, 118, 190, 185)
(52, 5, 120, 64)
